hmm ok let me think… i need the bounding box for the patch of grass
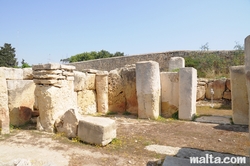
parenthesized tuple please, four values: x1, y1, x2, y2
(71, 136, 81, 143)
(171, 68, 180, 72)
(106, 111, 118, 115)
(123, 111, 131, 116)
(171, 111, 179, 120)
(111, 138, 123, 146)
(156, 116, 167, 122)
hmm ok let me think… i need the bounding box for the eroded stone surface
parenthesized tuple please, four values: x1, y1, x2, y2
(77, 90, 97, 115)
(78, 116, 116, 146)
(136, 61, 161, 119)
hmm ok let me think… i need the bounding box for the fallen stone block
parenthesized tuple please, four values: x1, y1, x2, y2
(55, 109, 80, 138)
(78, 116, 116, 146)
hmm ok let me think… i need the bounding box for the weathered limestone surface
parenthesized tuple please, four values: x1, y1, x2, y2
(7, 80, 35, 126)
(168, 57, 185, 71)
(78, 116, 116, 146)
(160, 72, 179, 118)
(206, 79, 226, 100)
(226, 79, 231, 91)
(2, 67, 23, 80)
(77, 90, 97, 115)
(73, 71, 86, 92)
(244, 35, 250, 132)
(230, 66, 248, 125)
(96, 71, 109, 114)
(223, 90, 231, 100)
(108, 69, 125, 113)
(0, 68, 9, 134)
(136, 61, 161, 119)
(85, 73, 96, 90)
(108, 65, 137, 114)
(120, 65, 137, 114)
(55, 109, 80, 138)
(179, 67, 197, 120)
(35, 80, 77, 132)
(196, 86, 206, 101)
(23, 68, 33, 80)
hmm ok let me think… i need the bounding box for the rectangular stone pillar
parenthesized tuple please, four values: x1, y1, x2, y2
(168, 57, 185, 71)
(33, 63, 77, 132)
(244, 35, 250, 138)
(96, 71, 109, 114)
(179, 67, 197, 120)
(230, 66, 249, 125)
(160, 72, 179, 118)
(0, 68, 9, 134)
(136, 61, 161, 119)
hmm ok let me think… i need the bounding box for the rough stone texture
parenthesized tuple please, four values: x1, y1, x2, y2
(245, 36, 250, 140)
(136, 61, 161, 119)
(196, 86, 206, 101)
(2, 67, 23, 80)
(160, 72, 179, 118)
(35, 80, 77, 132)
(223, 90, 231, 100)
(77, 90, 97, 115)
(96, 71, 109, 114)
(54, 109, 80, 138)
(78, 116, 116, 146)
(73, 71, 86, 92)
(23, 68, 33, 80)
(7, 80, 35, 126)
(108, 69, 126, 113)
(85, 73, 96, 90)
(0, 68, 9, 134)
(206, 79, 226, 100)
(195, 115, 231, 125)
(231, 66, 249, 125)
(168, 57, 185, 71)
(108, 65, 138, 114)
(69, 51, 238, 72)
(179, 67, 197, 120)
(226, 79, 231, 91)
(120, 65, 138, 114)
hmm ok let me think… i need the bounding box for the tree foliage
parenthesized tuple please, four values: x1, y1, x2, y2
(61, 50, 124, 63)
(0, 43, 18, 67)
(21, 59, 31, 68)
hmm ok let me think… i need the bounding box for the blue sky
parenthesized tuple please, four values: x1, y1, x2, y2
(0, 0, 249, 65)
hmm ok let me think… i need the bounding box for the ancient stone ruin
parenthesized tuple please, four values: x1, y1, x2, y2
(1, 36, 250, 145)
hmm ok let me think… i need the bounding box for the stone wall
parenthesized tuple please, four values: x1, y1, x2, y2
(69, 50, 237, 72)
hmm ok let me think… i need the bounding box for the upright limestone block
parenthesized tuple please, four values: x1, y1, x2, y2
(160, 72, 179, 118)
(230, 66, 248, 125)
(168, 57, 185, 71)
(244, 35, 250, 136)
(96, 71, 109, 114)
(136, 61, 161, 119)
(179, 67, 197, 120)
(0, 68, 9, 134)
(7, 80, 35, 126)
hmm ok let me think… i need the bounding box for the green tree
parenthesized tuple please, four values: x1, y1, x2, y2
(21, 59, 31, 68)
(62, 50, 125, 63)
(0, 43, 18, 67)
(234, 41, 244, 51)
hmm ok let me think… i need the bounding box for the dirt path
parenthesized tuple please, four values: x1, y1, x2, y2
(0, 115, 249, 166)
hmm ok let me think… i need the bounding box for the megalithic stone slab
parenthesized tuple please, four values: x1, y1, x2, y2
(96, 71, 109, 114)
(168, 57, 185, 71)
(78, 116, 116, 146)
(0, 68, 9, 134)
(136, 61, 161, 119)
(230, 66, 249, 125)
(244, 35, 250, 139)
(179, 67, 197, 120)
(160, 72, 179, 118)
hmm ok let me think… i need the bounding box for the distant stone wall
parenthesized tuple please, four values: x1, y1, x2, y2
(69, 50, 237, 72)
